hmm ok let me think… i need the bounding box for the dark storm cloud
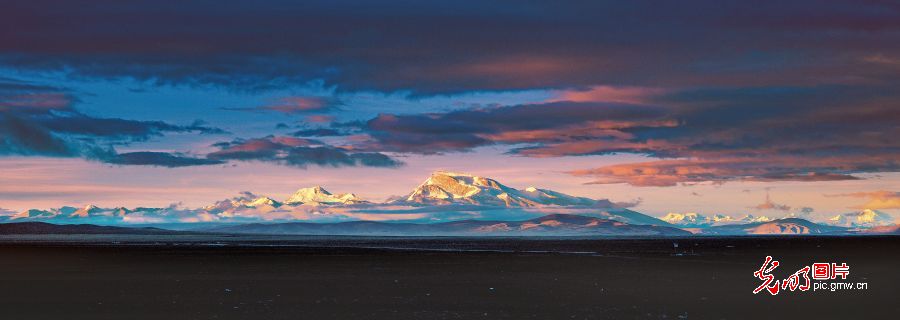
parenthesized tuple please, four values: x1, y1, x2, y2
(1, 1, 897, 94)
(0, 78, 225, 166)
(207, 136, 402, 168)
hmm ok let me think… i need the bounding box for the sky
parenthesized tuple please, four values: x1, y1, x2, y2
(0, 0, 898, 220)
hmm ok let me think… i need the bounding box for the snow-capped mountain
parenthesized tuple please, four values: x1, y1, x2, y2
(69, 204, 105, 218)
(284, 186, 367, 205)
(661, 213, 711, 227)
(660, 213, 771, 227)
(737, 214, 771, 223)
(9, 206, 173, 222)
(393, 171, 600, 207)
(711, 214, 736, 224)
(204, 192, 282, 215)
(0, 171, 673, 227)
(827, 209, 895, 228)
(12, 209, 57, 220)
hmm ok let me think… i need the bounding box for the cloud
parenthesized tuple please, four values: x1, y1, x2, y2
(291, 128, 346, 137)
(330, 83, 899, 185)
(305, 115, 335, 123)
(0, 78, 76, 112)
(550, 86, 669, 105)
(569, 157, 870, 187)
(223, 96, 339, 114)
(745, 188, 791, 211)
(750, 200, 791, 212)
(1, 1, 897, 184)
(826, 190, 900, 210)
(612, 198, 643, 208)
(360, 101, 668, 153)
(105, 151, 225, 168)
(0, 78, 225, 166)
(207, 136, 402, 168)
(337, 84, 897, 186)
(551, 84, 900, 186)
(1, 1, 897, 94)
(208, 136, 321, 160)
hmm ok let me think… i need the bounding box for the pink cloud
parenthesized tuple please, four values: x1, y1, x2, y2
(306, 115, 335, 123)
(224, 96, 337, 114)
(550, 85, 669, 104)
(264, 97, 332, 113)
(826, 190, 900, 210)
(0, 92, 73, 110)
(569, 156, 868, 187)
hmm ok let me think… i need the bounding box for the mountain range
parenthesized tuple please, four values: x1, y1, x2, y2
(660, 212, 773, 227)
(0, 171, 660, 224)
(392, 171, 601, 207)
(827, 209, 895, 228)
(661, 210, 896, 229)
(0, 171, 896, 236)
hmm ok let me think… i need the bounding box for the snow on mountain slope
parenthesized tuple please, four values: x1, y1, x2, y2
(661, 213, 711, 227)
(0, 171, 667, 226)
(711, 214, 736, 224)
(204, 192, 282, 214)
(69, 205, 105, 218)
(660, 213, 778, 227)
(827, 209, 895, 228)
(393, 171, 600, 207)
(737, 214, 771, 223)
(284, 186, 366, 205)
(11, 209, 57, 220)
(521, 187, 602, 206)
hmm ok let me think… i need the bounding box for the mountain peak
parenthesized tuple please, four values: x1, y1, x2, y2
(395, 171, 599, 207)
(203, 193, 283, 214)
(70, 204, 104, 217)
(246, 196, 280, 207)
(828, 209, 894, 228)
(285, 186, 365, 205)
(661, 212, 711, 227)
